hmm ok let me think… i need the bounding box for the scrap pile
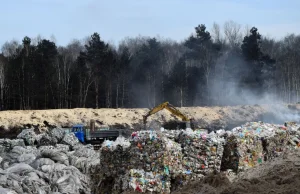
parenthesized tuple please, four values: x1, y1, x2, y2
(0, 128, 100, 194)
(95, 137, 132, 193)
(100, 130, 226, 193)
(176, 129, 225, 179)
(100, 131, 173, 193)
(98, 121, 300, 194)
(222, 122, 300, 172)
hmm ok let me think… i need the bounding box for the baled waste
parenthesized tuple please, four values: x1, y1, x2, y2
(98, 122, 300, 194)
(0, 128, 99, 194)
(2, 121, 300, 194)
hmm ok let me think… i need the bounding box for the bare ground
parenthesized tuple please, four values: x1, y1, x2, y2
(0, 104, 279, 131)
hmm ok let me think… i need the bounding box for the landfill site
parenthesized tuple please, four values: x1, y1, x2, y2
(1, 104, 300, 194)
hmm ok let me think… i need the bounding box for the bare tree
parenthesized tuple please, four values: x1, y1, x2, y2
(243, 24, 251, 37)
(0, 55, 6, 110)
(58, 40, 83, 108)
(223, 20, 243, 48)
(1, 40, 21, 57)
(211, 22, 223, 43)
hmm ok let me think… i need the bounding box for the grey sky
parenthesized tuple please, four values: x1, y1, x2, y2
(0, 0, 299, 46)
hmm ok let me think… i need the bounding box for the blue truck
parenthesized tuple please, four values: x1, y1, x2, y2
(69, 120, 119, 144)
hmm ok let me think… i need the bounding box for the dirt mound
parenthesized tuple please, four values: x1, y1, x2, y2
(0, 104, 298, 134)
(172, 149, 300, 194)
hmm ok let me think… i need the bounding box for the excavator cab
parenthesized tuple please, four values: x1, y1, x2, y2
(143, 102, 192, 130)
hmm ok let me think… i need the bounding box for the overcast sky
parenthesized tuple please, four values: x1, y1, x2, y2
(0, 0, 299, 46)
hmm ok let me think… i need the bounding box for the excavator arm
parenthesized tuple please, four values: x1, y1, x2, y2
(143, 102, 191, 130)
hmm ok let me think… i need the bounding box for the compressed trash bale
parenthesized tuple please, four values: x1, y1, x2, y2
(236, 134, 263, 171)
(31, 158, 55, 169)
(17, 153, 36, 164)
(0, 186, 18, 194)
(220, 135, 237, 172)
(100, 145, 131, 177)
(40, 149, 69, 165)
(176, 129, 225, 178)
(70, 146, 100, 174)
(4, 163, 34, 176)
(128, 131, 171, 193)
(264, 130, 289, 160)
(9, 139, 26, 148)
(55, 144, 70, 152)
(61, 133, 80, 149)
(0, 139, 25, 154)
(98, 130, 225, 193)
(0, 129, 95, 194)
(17, 129, 37, 146)
(221, 122, 294, 172)
(50, 128, 66, 143)
(37, 133, 58, 146)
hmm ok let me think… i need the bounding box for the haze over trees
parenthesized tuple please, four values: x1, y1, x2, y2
(0, 21, 298, 110)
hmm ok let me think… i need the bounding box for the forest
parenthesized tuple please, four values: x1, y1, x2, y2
(0, 20, 299, 110)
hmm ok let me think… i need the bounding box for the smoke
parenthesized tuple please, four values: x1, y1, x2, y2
(206, 50, 300, 124)
(208, 50, 276, 106)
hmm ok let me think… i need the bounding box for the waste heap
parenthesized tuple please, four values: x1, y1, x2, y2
(176, 129, 225, 179)
(0, 128, 99, 194)
(221, 122, 300, 172)
(99, 129, 225, 194)
(95, 136, 131, 194)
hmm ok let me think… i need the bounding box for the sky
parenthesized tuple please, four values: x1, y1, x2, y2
(0, 0, 299, 47)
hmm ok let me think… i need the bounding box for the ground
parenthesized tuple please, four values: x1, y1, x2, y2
(0, 104, 288, 131)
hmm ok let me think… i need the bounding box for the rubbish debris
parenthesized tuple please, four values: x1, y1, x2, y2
(0, 127, 100, 194)
(98, 121, 300, 194)
(2, 121, 300, 194)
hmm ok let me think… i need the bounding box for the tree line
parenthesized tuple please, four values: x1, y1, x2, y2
(0, 21, 299, 110)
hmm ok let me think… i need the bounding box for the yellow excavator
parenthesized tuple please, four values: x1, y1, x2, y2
(143, 102, 192, 130)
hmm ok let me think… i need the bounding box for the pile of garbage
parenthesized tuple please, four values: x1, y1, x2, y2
(0, 128, 99, 194)
(99, 122, 300, 194)
(99, 129, 226, 193)
(221, 122, 300, 172)
(176, 129, 225, 177)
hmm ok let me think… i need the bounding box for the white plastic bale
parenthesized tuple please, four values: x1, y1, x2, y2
(55, 175, 80, 194)
(17, 153, 36, 164)
(41, 164, 67, 173)
(5, 163, 34, 174)
(37, 134, 58, 146)
(61, 134, 80, 148)
(31, 158, 55, 170)
(73, 147, 98, 158)
(40, 149, 69, 166)
(0, 186, 18, 194)
(17, 129, 36, 146)
(50, 128, 66, 143)
(6, 179, 23, 194)
(9, 139, 26, 148)
(55, 144, 70, 152)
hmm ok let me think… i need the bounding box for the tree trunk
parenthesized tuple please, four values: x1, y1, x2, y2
(121, 78, 125, 107)
(95, 81, 99, 109)
(180, 86, 183, 107)
(116, 77, 120, 108)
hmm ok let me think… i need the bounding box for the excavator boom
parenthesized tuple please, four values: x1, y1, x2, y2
(143, 102, 191, 130)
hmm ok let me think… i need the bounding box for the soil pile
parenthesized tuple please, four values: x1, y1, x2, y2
(0, 104, 299, 133)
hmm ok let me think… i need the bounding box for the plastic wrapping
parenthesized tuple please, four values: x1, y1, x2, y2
(16, 129, 37, 146)
(0, 128, 95, 194)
